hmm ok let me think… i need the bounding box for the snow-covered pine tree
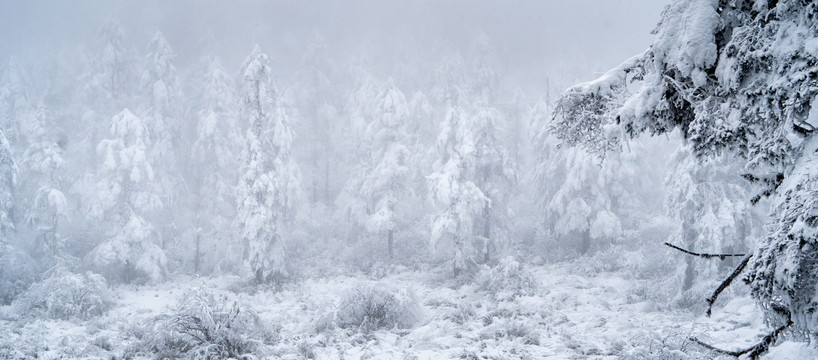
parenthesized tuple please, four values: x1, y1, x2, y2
(22, 105, 68, 259)
(295, 33, 339, 206)
(552, 0, 818, 351)
(86, 109, 165, 283)
(0, 129, 17, 239)
(532, 96, 635, 256)
(468, 35, 500, 104)
(471, 103, 517, 262)
(0, 57, 34, 150)
(236, 46, 301, 285)
(139, 31, 189, 272)
(428, 104, 488, 277)
(337, 68, 380, 235)
(89, 19, 134, 103)
(75, 20, 136, 170)
(406, 90, 437, 210)
(431, 53, 467, 106)
(359, 80, 412, 258)
(141, 31, 183, 164)
(664, 145, 756, 307)
(191, 56, 241, 274)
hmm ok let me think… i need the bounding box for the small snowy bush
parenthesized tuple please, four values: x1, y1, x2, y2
(130, 287, 275, 359)
(327, 282, 422, 333)
(476, 257, 539, 300)
(619, 329, 711, 360)
(480, 319, 540, 345)
(14, 268, 113, 320)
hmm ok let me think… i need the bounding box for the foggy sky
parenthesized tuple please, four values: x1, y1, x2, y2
(0, 0, 669, 94)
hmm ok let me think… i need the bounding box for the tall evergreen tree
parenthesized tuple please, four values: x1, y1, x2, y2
(86, 109, 165, 283)
(0, 129, 17, 240)
(190, 56, 241, 274)
(471, 103, 517, 262)
(428, 104, 488, 277)
(359, 81, 412, 258)
(236, 46, 301, 285)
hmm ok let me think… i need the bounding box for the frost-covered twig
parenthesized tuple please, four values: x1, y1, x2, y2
(663, 242, 746, 259)
(705, 254, 752, 317)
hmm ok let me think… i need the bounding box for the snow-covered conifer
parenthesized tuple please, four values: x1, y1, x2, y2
(428, 105, 488, 277)
(141, 31, 182, 163)
(358, 81, 412, 257)
(86, 109, 165, 283)
(0, 129, 17, 239)
(236, 46, 301, 284)
(664, 145, 756, 305)
(471, 103, 517, 262)
(190, 56, 241, 274)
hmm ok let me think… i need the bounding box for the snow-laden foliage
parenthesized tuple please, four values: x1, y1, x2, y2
(476, 257, 538, 300)
(471, 103, 517, 262)
(141, 31, 182, 163)
(553, 0, 818, 336)
(87, 214, 166, 284)
(21, 105, 63, 182)
(86, 109, 166, 283)
(0, 242, 35, 305)
(13, 268, 113, 320)
(26, 186, 68, 257)
(664, 145, 757, 307)
(189, 57, 241, 275)
(129, 287, 275, 359)
(236, 46, 302, 285)
(322, 282, 422, 333)
(0, 129, 17, 238)
(428, 105, 489, 277)
(84, 20, 134, 103)
(532, 110, 654, 256)
(340, 80, 414, 257)
(0, 57, 35, 150)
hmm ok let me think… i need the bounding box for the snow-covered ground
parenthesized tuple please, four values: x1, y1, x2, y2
(2, 260, 814, 360)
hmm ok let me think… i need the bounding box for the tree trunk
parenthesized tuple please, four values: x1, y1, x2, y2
(579, 229, 591, 255)
(388, 229, 394, 259)
(483, 204, 491, 263)
(324, 159, 330, 204)
(194, 229, 201, 274)
(681, 220, 697, 292)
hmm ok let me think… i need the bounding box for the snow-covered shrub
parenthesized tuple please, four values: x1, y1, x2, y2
(14, 269, 113, 320)
(445, 301, 476, 325)
(327, 282, 422, 333)
(476, 257, 538, 300)
(129, 287, 276, 359)
(480, 319, 540, 345)
(619, 329, 711, 360)
(0, 243, 36, 305)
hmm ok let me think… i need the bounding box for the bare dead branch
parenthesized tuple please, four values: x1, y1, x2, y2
(705, 254, 752, 317)
(690, 314, 792, 359)
(664, 242, 746, 260)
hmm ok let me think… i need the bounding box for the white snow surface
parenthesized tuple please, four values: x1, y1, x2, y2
(1, 263, 813, 359)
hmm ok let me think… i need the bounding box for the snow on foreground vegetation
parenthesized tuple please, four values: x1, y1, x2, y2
(2, 257, 816, 359)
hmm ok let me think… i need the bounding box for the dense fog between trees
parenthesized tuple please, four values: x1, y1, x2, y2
(1, 1, 817, 359)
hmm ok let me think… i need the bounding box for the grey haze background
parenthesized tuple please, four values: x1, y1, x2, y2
(0, 0, 668, 95)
